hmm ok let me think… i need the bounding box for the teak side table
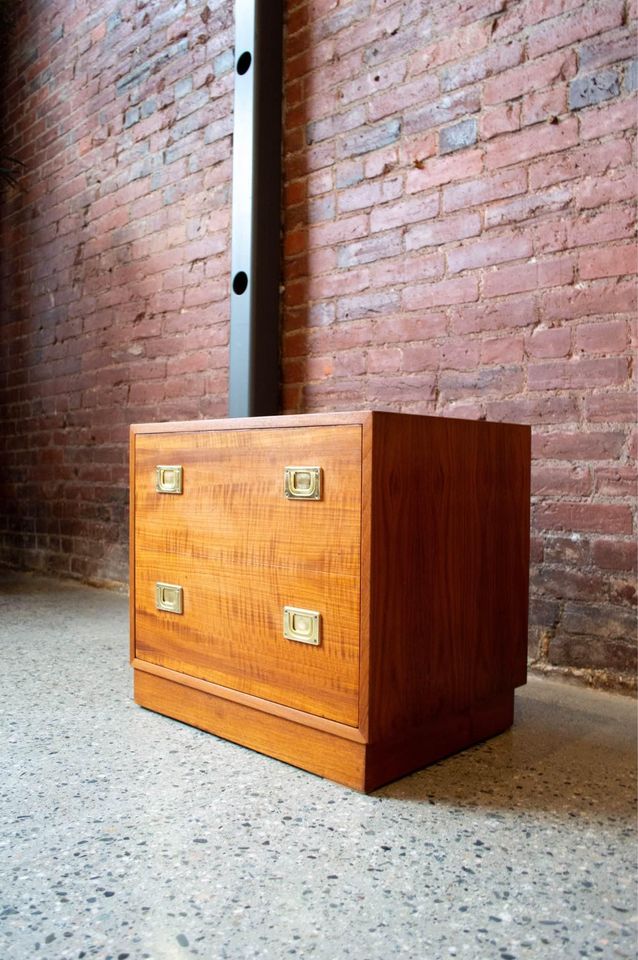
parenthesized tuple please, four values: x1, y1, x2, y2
(130, 410, 531, 791)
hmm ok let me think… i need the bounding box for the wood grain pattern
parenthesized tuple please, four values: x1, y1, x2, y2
(130, 410, 530, 790)
(365, 412, 530, 743)
(132, 657, 366, 742)
(135, 669, 367, 790)
(363, 689, 514, 792)
(133, 425, 362, 725)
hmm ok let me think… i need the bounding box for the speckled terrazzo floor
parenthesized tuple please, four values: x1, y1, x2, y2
(0, 572, 636, 960)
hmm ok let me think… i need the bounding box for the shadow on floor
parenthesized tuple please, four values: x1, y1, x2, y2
(378, 680, 636, 821)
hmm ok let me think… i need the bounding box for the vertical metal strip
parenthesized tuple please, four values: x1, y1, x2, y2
(229, 0, 283, 418)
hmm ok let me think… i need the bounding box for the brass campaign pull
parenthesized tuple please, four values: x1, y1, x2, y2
(155, 582, 184, 614)
(155, 465, 183, 494)
(283, 606, 321, 646)
(284, 466, 322, 500)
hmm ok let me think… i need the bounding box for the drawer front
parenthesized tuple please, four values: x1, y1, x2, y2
(133, 425, 361, 726)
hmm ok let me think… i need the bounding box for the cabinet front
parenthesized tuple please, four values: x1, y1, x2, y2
(133, 426, 362, 726)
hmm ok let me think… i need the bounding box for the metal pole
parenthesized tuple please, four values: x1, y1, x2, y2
(228, 0, 283, 418)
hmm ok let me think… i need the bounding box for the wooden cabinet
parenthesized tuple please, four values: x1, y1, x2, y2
(130, 411, 530, 791)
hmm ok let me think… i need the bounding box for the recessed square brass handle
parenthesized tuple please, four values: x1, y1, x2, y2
(155, 582, 184, 614)
(284, 466, 322, 500)
(155, 465, 183, 494)
(283, 606, 321, 646)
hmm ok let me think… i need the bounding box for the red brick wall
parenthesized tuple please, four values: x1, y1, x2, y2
(1, 0, 636, 687)
(0, 0, 233, 581)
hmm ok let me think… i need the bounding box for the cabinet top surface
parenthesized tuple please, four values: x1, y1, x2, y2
(130, 410, 530, 436)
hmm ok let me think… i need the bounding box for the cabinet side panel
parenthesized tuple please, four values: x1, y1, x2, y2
(368, 413, 530, 742)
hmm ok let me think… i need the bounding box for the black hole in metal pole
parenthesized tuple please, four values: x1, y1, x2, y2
(233, 271, 248, 295)
(236, 51, 252, 75)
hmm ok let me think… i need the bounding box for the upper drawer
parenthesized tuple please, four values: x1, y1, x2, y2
(133, 425, 361, 578)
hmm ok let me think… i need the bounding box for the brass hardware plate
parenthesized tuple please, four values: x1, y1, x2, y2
(283, 606, 321, 646)
(155, 465, 183, 495)
(155, 582, 184, 614)
(284, 466, 322, 500)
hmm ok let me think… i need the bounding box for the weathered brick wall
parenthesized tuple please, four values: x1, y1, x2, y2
(1, 0, 636, 687)
(0, 0, 234, 581)
(280, 0, 637, 689)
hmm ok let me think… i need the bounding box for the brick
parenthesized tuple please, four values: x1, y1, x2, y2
(368, 252, 444, 288)
(532, 431, 626, 461)
(401, 343, 441, 372)
(594, 466, 637, 498)
(307, 214, 368, 249)
(579, 97, 636, 139)
(486, 257, 574, 299)
(336, 232, 402, 268)
(439, 118, 478, 154)
(363, 145, 399, 178)
(374, 313, 448, 343)
(529, 137, 632, 190)
(574, 320, 628, 354)
(570, 67, 622, 110)
(441, 39, 524, 93)
(404, 88, 481, 137)
(484, 49, 577, 105)
(480, 335, 524, 365)
(575, 170, 635, 210)
(370, 193, 439, 232)
(405, 149, 483, 193)
(531, 565, 604, 601)
(438, 365, 524, 401)
(449, 232, 532, 274)
(402, 276, 479, 310)
(579, 31, 638, 71)
(452, 295, 536, 334)
(404, 211, 481, 251)
(337, 175, 402, 213)
(485, 116, 579, 169)
(535, 502, 634, 534)
(479, 102, 521, 140)
(411, 20, 491, 73)
(367, 374, 437, 405)
(528, 1, 625, 60)
(338, 60, 408, 106)
(485, 396, 579, 424)
(609, 578, 637, 607)
(336, 289, 400, 322)
(366, 346, 403, 374)
(443, 168, 527, 213)
(540, 279, 636, 322)
(625, 59, 638, 92)
(579, 244, 637, 280)
(306, 105, 367, 144)
(525, 327, 572, 359)
(336, 119, 401, 158)
(559, 601, 636, 641)
(564, 207, 636, 250)
(585, 391, 637, 423)
(543, 536, 592, 568)
(368, 74, 440, 123)
(528, 357, 630, 390)
(532, 464, 593, 497)
(592, 540, 637, 572)
(549, 632, 636, 672)
(521, 86, 567, 126)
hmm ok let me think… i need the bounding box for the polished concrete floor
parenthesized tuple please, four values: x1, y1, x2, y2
(1, 571, 636, 960)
